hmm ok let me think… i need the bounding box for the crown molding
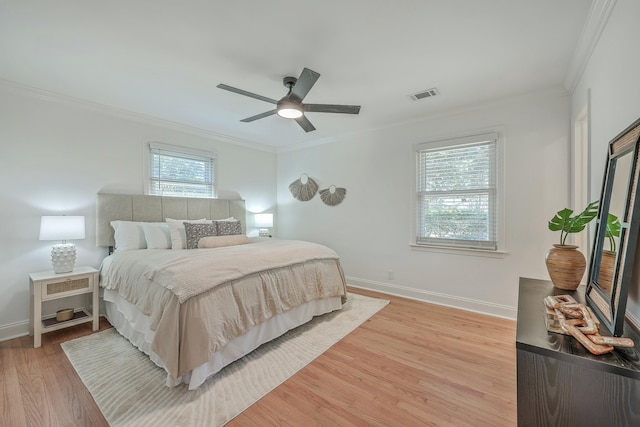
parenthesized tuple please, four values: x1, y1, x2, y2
(0, 78, 276, 153)
(564, 0, 617, 94)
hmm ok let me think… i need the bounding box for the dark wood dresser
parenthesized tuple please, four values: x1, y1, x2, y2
(516, 277, 640, 426)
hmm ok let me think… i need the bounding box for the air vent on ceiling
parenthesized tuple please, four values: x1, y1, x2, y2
(409, 88, 440, 101)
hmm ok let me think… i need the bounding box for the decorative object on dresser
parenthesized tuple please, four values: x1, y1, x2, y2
(39, 215, 86, 273)
(29, 266, 99, 348)
(544, 245, 586, 290)
(543, 294, 634, 355)
(587, 116, 640, 336)
(545, 201, 598, 290)
(253, 213, 273, 237)
(319, 185, 347, 206)
(289, 173, 318, 201)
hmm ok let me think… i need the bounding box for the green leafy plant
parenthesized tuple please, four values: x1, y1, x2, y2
(605, 213, 621, 252)
(548, 201, 599, 245)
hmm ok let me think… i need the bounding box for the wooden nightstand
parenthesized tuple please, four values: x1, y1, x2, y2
(29, 266, 99, 348)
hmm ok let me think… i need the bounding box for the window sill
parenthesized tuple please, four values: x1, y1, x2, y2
(409, 244, 508, 258)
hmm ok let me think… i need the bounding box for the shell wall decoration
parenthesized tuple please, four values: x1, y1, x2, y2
(289, 173, 318, 202)
(319, 185, 347, 206)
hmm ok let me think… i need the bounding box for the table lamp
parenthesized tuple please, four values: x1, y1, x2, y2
(39, 215, 85, 273)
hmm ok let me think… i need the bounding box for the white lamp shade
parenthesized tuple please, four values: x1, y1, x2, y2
(39, 216, 86, 241)
(254, 213, 273, 228)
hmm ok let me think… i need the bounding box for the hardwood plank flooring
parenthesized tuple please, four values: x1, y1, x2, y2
(0, 288, 517, 426)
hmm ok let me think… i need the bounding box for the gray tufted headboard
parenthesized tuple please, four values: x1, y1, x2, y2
(96, 193, 246, 247)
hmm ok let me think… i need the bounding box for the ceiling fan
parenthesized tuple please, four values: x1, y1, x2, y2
(217, 68, 360, 132)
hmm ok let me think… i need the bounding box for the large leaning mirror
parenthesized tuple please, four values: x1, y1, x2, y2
(587, 117, 640, 336)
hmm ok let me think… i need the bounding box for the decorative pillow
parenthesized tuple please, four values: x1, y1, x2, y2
(215, 220, 242, 236)
(165, 218, 210, 250)
(198, 234, 250, 249)
(110, 221, 146, 251)
(184, 222, 217, 249)
(142, 222, 171, 249)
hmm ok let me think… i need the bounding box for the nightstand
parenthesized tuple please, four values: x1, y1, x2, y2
(29, 266, 99, 348)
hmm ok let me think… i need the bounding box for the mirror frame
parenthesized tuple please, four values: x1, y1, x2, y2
(587, 118, 640, 336)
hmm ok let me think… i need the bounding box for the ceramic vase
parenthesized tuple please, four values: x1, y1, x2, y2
(545, 244, 586, 290)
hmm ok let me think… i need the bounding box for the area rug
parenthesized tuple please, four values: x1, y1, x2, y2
(62, 293, 388, 426)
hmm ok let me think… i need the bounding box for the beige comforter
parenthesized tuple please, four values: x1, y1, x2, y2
(100, 239, 347, 382)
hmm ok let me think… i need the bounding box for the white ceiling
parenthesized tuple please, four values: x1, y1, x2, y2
(0, 1, 593, 149)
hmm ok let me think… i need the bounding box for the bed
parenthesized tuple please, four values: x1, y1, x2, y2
(96, 193, 347, 390)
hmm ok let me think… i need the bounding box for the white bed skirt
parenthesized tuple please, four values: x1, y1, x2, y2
(103, 289, 342, 390)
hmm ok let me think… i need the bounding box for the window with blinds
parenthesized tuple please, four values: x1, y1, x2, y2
(148, 143, 216, 198)
(415, 133, 498, 250)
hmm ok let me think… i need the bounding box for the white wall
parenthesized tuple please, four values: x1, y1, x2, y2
(571, 0, 640, 322)
(0, 85, 277, 340)
(277, 89, 571, 318)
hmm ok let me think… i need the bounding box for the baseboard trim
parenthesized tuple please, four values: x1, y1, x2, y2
(346, 276, 517, 320)
(0, 320, 30, 342)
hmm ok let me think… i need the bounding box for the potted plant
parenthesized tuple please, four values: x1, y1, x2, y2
(598, 213, 621, 291)
(546, 201, 598, 290)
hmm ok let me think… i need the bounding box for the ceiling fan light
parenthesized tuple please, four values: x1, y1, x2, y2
(278, 108, 303, 119)
(277, 107, 303, 119)
(277, 101, 303, 119)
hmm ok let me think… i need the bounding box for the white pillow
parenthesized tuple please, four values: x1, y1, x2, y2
(110, 221, 146, 251)
(142, 222, 171, 249)
(166, 218, 210, 250)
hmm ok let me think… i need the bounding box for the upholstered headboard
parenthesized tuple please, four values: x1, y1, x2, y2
(96, 193, 247, 247)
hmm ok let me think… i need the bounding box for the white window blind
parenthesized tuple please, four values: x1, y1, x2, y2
(148, 143, 216, 198)
(416, 133, 498, 250)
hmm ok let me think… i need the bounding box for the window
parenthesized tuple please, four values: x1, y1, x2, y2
(415, 132, 500, 250)
(148, 142, 216, 198)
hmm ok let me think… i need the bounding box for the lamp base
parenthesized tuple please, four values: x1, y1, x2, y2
(51, 243, 77, 274)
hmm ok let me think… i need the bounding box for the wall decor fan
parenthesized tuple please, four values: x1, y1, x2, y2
(289, 173, 318, 201)
(217, 68, 360, 132)
(320, 185, 347, 206)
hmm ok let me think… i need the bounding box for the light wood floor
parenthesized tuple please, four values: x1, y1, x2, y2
(0, 288, 517, 426)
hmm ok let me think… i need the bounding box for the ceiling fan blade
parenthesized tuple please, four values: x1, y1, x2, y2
(240, 110, 277, 122)
(295, 115, 316, 132)
(217, 84, 278, 104)
(304, 104, 361, 114)
(290, 68, 320, 101)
